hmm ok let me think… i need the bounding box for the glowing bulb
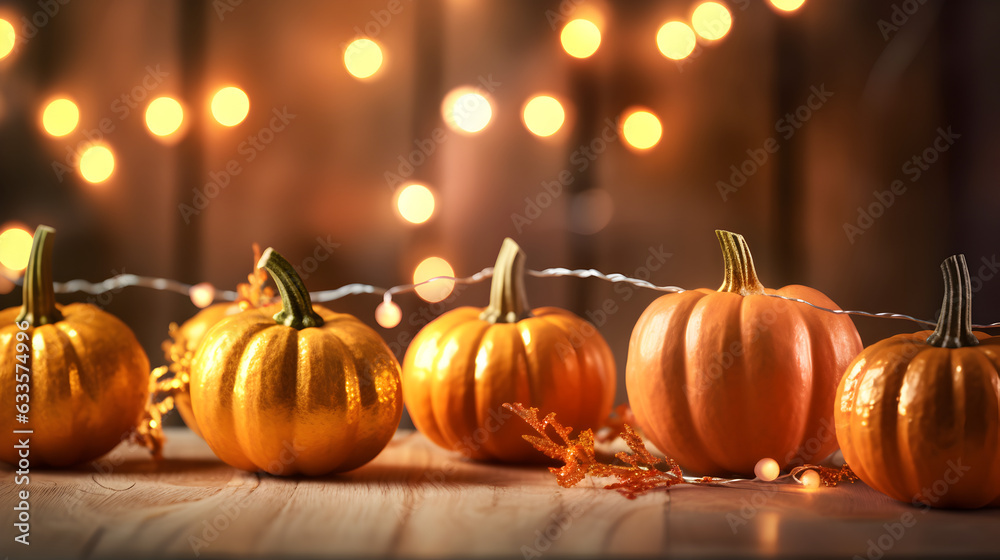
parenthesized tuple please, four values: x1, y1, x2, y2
(79, 145, 115, 183)
(344, 38, 384, 79)
(692, 2, 732, 41)
(413, 257, 455, 303)
(621, 110, 663, 151)
(769, 0, 806, 12)
(0, 18, 15, 60)
(211, 86, 250, 127)
(442, 87, 493, 134)
(656, 21, 697, 60)
(522, 95, 566, 137)
(375, 300, 402, 328)
(395, 184, 435, 224)
(189, 282, 215, 308)
(560, 19, 601, 59)
(145, 96, 184, 137)
(754, 458, 780, 482)
(0, 227, 33, 271)
(800, 469, 821, 489)
(41, 98, 80, 137)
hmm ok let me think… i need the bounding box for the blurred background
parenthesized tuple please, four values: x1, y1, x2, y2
(1, 0, 998, 429)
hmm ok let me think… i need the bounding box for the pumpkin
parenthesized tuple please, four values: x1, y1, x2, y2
(625, 230, 863, 476)
(402, 238, 616, 462)
(0, 226, 149, 467)
(189, 248, 402, 475)
(835, 255, 1000, 508)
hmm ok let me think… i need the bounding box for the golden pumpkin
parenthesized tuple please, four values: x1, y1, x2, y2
(189, 248, 402, 475)
(0, 226, 149, 467)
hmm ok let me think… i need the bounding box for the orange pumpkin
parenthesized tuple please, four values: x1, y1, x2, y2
(625, 230, 862, 476)
(0, 226, 149, 467)
(835, 255, 1000, 508)
(189, 248, 402, 475)
(402, 238, 616, 462)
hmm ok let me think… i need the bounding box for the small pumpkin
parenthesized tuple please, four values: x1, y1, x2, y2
(402, 238, 617, 462)
(625, 230, 863, 476)
(835, 255, 1000, 508)
(189, 248, 402, 475)
(0, 226, 150, 467)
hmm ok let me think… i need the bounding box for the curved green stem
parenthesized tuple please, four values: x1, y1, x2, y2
(716, 230, 766, 296)
(257, 248, 324, 330)
(479, 238, 533, 324)
(926, 254, 979, 348)
(16, 225, 63, 327)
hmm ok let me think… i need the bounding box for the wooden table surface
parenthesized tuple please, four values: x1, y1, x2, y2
(2, 427, 998, 559)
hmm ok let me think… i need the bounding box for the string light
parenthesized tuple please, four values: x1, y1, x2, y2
(0, 18, 14, 60)
(754, 458, 780, 482)
(560, 19, 602, 59)
(522, 95, 566, 137)
(79, 145, 115, 183)
(621, 109, 663, 150)
(799, 469, 821, 489)
(395, 183, 435, 224)
(768, 0, 807, 13)
(41, 98, 80, 137)
(145, 96, 185, 138)
(691, 2, 732, 41)
(189, 282, 215, 308)
(0, 227, 33, 271)
(344, 38, 384, 79)
(656, 21, 697, 60)
(211, 86, 250, 127)
(375, 300, 402, 329)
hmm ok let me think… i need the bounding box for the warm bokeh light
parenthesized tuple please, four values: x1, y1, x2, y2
(560, 19, 601, 59)
(41, 98, 80, 137)
(189, 282, 215, 308)
(79, 145, 115, 183)
(211, 86, 250, 127)
(0, 227, 33, 271)
(0, 18, 14, 60)
(522, 95, 566, 137)
(800, 469, 821, 489)
(691, 2, 733, 41)
(395, 183, 436, 224)
(375, 300, 402, 329)
(754, 458, 780, 482)
(656, 21, 697, 60)
(344, 38, 384, 79)
(145, 96, 185, 137)
(442, 87, 493, 134)
(621, 110, 663, 150)
(413, 257, 455, 303)
(769, 0, 806, 12)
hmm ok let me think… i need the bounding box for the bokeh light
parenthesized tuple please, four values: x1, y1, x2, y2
(413, 257, 455, 303)
(560, 19, 601, 59)
(621, 109, 663, 150)
(395, 183, 436, 224)
(344, 38, 384, 79)
(0, 227, 33, 271)
(656, 21, 697, 60)
(754, 458, 780, 482)
(769, 0, 806, 12)
(442, 87, 493, 134)
(691, 2, 733, 41)
(522, 95, 566, 137)
(0, 18, 14, 60)
(211, 86, 250, 127)
(189, 282, 215, 308)
(145, 96, 185, 137)
(79, 145, 115, 183)
(41, 98, 80, 137)
(375, 300, 402, 329)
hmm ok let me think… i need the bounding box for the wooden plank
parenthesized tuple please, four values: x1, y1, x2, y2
(2, 428, 999, 558)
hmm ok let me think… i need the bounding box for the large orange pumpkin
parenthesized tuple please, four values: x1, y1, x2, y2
(0, 226, 149, 467)
(625, 230, 862, 476)
(835, 255, 1000, 508)
(189, 248, 402, 475)
(402, 238, 616, 462)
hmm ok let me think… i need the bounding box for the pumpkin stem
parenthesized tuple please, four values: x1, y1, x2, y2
(480, 238, 533, 324)
(716, 230, 766, 296)
(16, 225, 63, 327)
(257, 247, 324, 330)
(926, 254, 979, 348)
